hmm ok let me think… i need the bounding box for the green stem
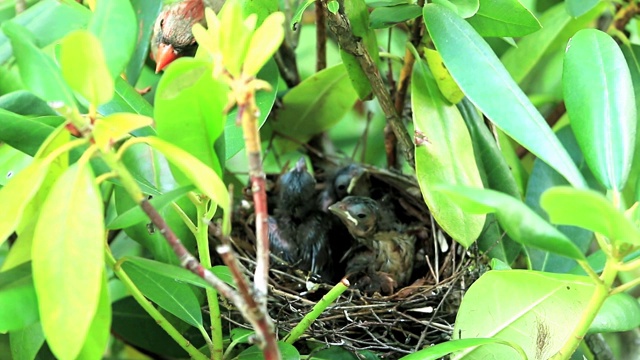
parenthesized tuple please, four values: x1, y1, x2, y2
(196, 200, 224, 360)
(551, 259, 619, 359)
(283, 279, 350, 344)
(105, 247, 208, 360)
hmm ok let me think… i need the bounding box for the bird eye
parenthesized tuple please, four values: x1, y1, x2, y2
(337, 184, 346, 191)
(356, 213, 367, 219)
(160, 19, 165, 28)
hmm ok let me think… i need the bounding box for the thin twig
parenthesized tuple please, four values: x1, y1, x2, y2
(322, 0, 415, 168)
(316, 0, 327, 72)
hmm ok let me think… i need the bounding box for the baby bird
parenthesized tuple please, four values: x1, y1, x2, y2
(269, 158, 333, 280)
(329, 196, 415, 295)
(319, 163, 369, 212)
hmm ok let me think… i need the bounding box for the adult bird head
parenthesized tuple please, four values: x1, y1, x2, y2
(151, 0, 205, 73)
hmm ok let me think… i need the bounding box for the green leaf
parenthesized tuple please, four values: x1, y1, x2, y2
(60, 30, 114, 106)
(10, 322, 45, 360)
(340, 0, 378, 99)
(0, 110, 61, 156)
(32, 163, 104, 360)
(524, 127, 596, 273)
(0, 0, 91, 64)
(369, 4, 422, 29)
(432, 0, 479, 18)
(540, 187, 640, 247)
(155, 58, 227, 177)
(412, 60, 485, 247)
(99, 76, 155, 119)
(239, 342, 300, 360)
(566, 0, 600, 18)
(424, 49, 464, 104)
(438, 186, 586, 260)
(501, 2, 605, 84)
(2, 21, 76, 108)
(108, 185, 194, 229)
(225, 59, 278, 159)
(75, 273, 111, 359)
(0, 262, 39, 332)
(0, 144, 32, 187)
(131, 136, 229, 211)
(452, 270, 596, 359)
(122, 257, 236, 290)
(121, 258, 203, 328)
(457, 98, 522, 263)
(125, 0, 162, 85)
(244, 12, 285, 76)
(273, 64, 358, 153)
(93, 113, 153, 151)
(0, 160, 49, 246)
(290, 0, 314, 30)
(0, 90, 56, 116)
(89, 0, 137, 80)
(589, 292, 640, 334)
(400, 338, 526, 360)
(424, 3, 586, 188)
(327, 1, 339, 14)
(466, 0, 541, 37)
(563, 29, 636, 190)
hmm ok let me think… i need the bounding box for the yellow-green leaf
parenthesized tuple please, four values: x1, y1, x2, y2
(424, 48, 464, 104)
(32, 163, 105, 360)
(93, 113, 153, 151)
(243, 12, 285, 76)
(60, 30, 114, 106)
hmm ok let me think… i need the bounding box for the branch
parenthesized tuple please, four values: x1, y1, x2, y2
(322, 0, 415, 168)
(316, 0, 327, 71)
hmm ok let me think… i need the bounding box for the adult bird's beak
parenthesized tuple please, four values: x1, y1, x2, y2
(155, 43, 179, 73)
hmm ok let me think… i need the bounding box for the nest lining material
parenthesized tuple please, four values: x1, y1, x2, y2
(218, 164, 480, 357)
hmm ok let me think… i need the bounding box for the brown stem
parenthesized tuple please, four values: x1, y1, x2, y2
(139, 200, 237, 301)
(275, 41, 301, 88)
(316, 0, 327, 71)
(218, 245, 280, 359)
(322, 0, 415, 168)
(609, 1, 639, 33)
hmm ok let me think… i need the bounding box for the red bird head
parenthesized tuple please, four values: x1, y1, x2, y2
(151, 0, 205, 73)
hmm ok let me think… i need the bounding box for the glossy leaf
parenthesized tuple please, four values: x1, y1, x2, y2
(369, 4, 422, 29)
(501, 2, 605, 84)
(125, 0, 162, 85)
(0, 160, 49, 246)
(60, 30, 114, 106)
(621, 43, 640, 202)
(432, 0, 479, 18)
(2, 21, 76, 108)
(524, 127, 595, 273)
(244, 12, 285, 76)
(93, 113, 153, 151)
(9, 322, 45, 360)
(225, 59, 278, 159)
(589, 292, 640, 334)
(0, 144, 32, 187)
(0, 262, 39, 332)
(155, 58, 227, 177)
(412, 60, 485, 246)
(219, 1, 252, 77)
(0, 90, 56, 116)
(453, 270, 595, 359)
(32, 164, 104, 360)
(273, 64, 358, 153)
(121, 258, 203, 328)
(401, 338, 525, 360)
(424, 3, 586, 188)
(438, 186, 586, 260)
(340, 0, 378, 100)
(122, 256, 236, 290)
(563, 29, 636, 190)
(541, 187, 640, 247)
(457, 99, 522, 263)
(566, 0, 600, 18)
(142, 136, 229, 211)
(290, 0, 314, 29)
(424, 49, 464, 104)
(99, 77, 155, 119)
(0, 110, 61, 159)
(88, 0, 136, 81)
(108, 185, 194, 229)
(466, 0, 541, 37)
(75, 273, 111, 359)
(0, 0, 91, 64)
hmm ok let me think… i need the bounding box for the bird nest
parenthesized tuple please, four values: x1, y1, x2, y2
(218, 162, 482, 358)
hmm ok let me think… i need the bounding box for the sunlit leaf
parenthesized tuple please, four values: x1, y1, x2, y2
(466, 0, 541, 37)
(589, 292, 640, 334)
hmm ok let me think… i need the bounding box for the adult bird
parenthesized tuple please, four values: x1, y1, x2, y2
(329, 196, 415, 295)
(269, 158, 333, 281)
(151, 0, 224, 73)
